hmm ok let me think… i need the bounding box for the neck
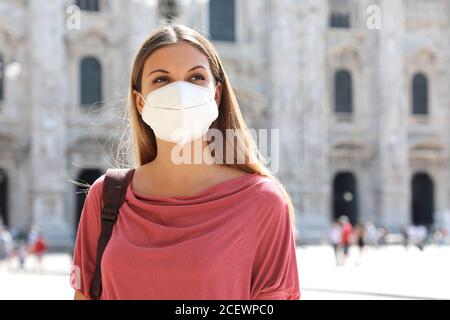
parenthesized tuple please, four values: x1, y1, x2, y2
(148, 137, 218, 186)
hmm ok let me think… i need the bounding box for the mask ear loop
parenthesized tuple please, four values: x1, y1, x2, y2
(133, 90, 149, 118)
(133, 90, 148, 106)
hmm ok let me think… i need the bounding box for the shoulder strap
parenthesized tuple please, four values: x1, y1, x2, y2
(90, 168, 135, 300)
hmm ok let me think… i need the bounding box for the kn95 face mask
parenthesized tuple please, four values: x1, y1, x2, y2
(138, 81, 219, 145)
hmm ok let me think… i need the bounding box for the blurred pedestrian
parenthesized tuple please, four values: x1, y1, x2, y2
(27, 225, 40, 248)
(407, 225, 427, 251)
(433, 228, 445, 246)
(339, 215, 353, 266)
(29, 229, 48, 273)
(328, 221, 342, 266)
(365, 222, 379, 247)
(0, 224, 14, 271)
(377, 227, 388, 246)
(354, 222, 366, 265)
(17, 240, 28, 271)
(401, 226, 409, 250)
(415, 225, 427, 251)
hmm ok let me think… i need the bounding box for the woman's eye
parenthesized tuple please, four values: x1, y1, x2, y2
(191, 74, 205, 81)
(153, 77, 168, 84)
(153, 75, 205, 84)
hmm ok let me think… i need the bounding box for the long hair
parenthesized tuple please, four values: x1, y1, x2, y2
(115, 24, 296, 226)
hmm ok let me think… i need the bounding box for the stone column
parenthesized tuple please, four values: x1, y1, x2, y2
(269, 0, 329, 242)
(297, 0, 330, 241)
(376, 0, 409, 230)
(128, 0, 159, 59)
(29, 0, 70, 248)
(268, 0, 301, 182)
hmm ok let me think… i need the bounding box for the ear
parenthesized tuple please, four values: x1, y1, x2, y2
(214, 82, 223, 107)
(133, 90, 144, 115)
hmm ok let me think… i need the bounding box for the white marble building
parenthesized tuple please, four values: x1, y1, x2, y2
(0, 0, 449, 247)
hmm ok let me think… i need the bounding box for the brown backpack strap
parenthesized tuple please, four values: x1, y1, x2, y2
(90, 168, 135, 300)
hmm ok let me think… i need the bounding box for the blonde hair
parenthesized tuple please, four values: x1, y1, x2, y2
(115, 24, 296, 226)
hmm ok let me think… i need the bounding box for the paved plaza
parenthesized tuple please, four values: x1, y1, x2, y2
(0, 245, 448, 300)
(298, 245, 450, 300)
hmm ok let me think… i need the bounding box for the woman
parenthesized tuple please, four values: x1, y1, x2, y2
(71, 24, 300, 300)
(328, 221, 342, 266)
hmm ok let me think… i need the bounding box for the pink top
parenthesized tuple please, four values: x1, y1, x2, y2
(70, 171, 300, 300)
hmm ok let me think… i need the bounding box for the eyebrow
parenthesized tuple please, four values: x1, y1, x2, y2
(147, 65, 207, 77)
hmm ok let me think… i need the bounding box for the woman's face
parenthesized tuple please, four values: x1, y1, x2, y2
(135, 42, 222, 115)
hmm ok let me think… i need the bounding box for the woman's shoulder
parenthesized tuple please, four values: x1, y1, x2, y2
(216, 167, 283, 199)
(247, 173, 290, 214)
(252, 174, 286, 200)
(246, 174, 294, 237)
(85, 168, 135, 203)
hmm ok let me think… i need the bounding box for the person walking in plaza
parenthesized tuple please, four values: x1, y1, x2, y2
(339, 215, 353, 266)
(0, 224, 14, 272)
(401, 226, 409, 250)
(354, 222, 366, 266)
(27, 225, 40, 249)
(328, 221, 342, 266)
(30, 231, 48, 273)
(71, 24, 300, 300)
(17, 240, 28, 271)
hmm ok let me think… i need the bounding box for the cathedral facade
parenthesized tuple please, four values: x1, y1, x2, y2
(0, 0, 449, 247)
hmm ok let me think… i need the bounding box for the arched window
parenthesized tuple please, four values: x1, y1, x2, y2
(80, 57, 102, 106)
(0, 55, 4, 102)
(412, 73, 428, 115)
(76, 0, 99, 11)
(334, 69, 353, 113)
(329, 13, 350, 28)
(209, 0, 236, 42)
(329, 0, 351, 28)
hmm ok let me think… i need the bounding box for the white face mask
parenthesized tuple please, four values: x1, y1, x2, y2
(138, 81, 219, 145)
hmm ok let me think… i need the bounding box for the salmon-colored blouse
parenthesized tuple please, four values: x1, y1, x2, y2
(70, 171, 300, 300)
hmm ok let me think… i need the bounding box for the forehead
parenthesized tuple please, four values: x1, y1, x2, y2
(142, 42, 211, 73)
